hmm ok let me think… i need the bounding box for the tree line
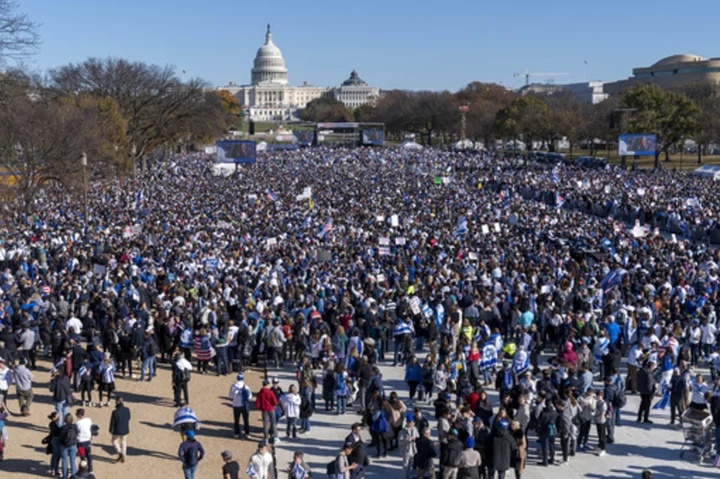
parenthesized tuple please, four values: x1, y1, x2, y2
(304, 79, 719, 168)
(0, 0, 242, 204)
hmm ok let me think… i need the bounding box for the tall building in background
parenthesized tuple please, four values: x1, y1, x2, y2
(604, 54, 720, 95)
(218, 25, 380, 122)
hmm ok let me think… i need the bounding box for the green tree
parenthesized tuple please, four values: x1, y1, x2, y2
(620, 83, 700, 168)
(300, 96, 352, 122)
(495, 95, 551, 150)
(678, 81, 720, 164)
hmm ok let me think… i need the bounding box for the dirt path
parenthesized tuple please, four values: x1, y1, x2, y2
(2, 359, 266, 478)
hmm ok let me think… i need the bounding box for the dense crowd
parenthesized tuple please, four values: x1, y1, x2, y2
(0, 147, 720, 478)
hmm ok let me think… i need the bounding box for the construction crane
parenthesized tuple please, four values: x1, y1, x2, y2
(514, 70, 569, 86)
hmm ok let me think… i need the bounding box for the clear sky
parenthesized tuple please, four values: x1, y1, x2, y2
(17, 0, 720, 91)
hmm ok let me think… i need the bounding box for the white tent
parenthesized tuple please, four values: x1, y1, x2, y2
(211, 163, 235, 177)
(693, 165, 720, 180)
(256, 141, 268, 152)
(506, 140, 526, 150)
(454, 139, 474, 150)
(400, 140, 423, 150)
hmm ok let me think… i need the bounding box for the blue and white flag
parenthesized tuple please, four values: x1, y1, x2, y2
(600, 268, 628, 293)
(292, 462, 307, 479)
(318, 218, 333, 239)
(421, 304, 433, 320)
(652, 381, 670, 410)
(480, 343, 497, 371)
(266, 189, 278, 201)
(551, 166, 559, 183)
(455, 217, 468, 238)
(246, 464, 258, 478)
(135, 188, 145, 208)
(556, 193, 565, 209)
(301, 216, 311, 229)
(393, 320, 412, 337)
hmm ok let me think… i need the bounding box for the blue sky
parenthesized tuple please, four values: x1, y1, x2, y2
(17, 0, 720, 91)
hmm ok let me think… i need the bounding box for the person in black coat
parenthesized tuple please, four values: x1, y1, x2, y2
(415, 428, 437, 479)
(536, 403, 558, 466)
(490, 420, 517, 478)
(636, 361, 656, 424)
(109, 397, 131, 463)
(50, 370, 73, 426)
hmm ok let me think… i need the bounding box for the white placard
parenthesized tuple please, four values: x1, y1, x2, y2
(376, 215, 385, 222)
(481, 224, 489, 235)
(468, 252, 478, 260)
(376, 274, 386, 282)
(395, 237, 406, 245)
(391, 215, 399, 227)
(493, 223, 501, 233)
(379, 236, 390, 246)
(378, 246, 391, 256)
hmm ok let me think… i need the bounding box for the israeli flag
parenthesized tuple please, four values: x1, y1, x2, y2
(551, 166, 559, 183)
(301, 216, 311, 229)
(422, 304, 433, 320)
(246, 464, 258, 478)
(455, 217, 468, 238)
(292, 462, 307, 479)
(479, 343, 497, 371)
(600, 268, 628, 293)
(136, 188, 145, 208)
(652, 381, 670, 410)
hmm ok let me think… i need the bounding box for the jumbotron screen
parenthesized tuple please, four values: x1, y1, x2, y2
(216, 140, 257, 164)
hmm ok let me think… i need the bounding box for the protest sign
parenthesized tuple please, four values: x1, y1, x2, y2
(391, 214, 399, 227)
(395, 237, 406, 245)
(379, 236, 390, 246)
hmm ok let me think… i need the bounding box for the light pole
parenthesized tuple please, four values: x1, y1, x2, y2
(81, 152, 88, 222)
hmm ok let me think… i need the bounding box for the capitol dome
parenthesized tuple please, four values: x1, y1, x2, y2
(251, 24, 288, 86)
(652, 54, 705, 67)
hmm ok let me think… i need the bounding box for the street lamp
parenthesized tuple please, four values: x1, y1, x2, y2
(80, 152, 88, 222)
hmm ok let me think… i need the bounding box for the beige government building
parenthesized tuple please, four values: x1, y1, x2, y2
(604, 54, 720, 95)
(218, 25, 380, 122)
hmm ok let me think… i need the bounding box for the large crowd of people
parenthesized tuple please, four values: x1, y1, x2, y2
(0, 147, 720, 478)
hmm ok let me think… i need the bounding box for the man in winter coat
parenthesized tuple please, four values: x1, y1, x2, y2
(490, 419, 517, 478)
(178, 429, 205, 479)
(636, 361, 656, 424)
(536, 403, 557, 466)
(415, 427, 437, 479)
(49, 368, 72, 426)
(440, 429, 463, 479)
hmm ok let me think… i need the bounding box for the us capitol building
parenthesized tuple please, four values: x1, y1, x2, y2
(218, 25, 380, 122)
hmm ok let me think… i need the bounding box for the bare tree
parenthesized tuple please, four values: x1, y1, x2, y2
(0, 0, 40, 65)
(49, 58, 227, 172)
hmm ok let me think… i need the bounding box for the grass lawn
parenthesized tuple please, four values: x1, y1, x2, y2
(564, 148, 716, 170)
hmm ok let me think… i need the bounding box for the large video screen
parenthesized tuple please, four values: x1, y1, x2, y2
(618, 134, 656, 156)
(216, 140, 257, 163)
(294, 131, 314, 146)
(362, 130, 384, 146)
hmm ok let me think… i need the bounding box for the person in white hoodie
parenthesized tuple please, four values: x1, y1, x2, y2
(229, 372, 252, 438)
(282, 384, 301, 439)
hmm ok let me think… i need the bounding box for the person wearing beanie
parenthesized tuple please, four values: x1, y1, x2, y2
(398, 416, 419, 479)
(178, 429, 205, 479)
(457, 436, 481, 479)
(228, 372, 252, 438)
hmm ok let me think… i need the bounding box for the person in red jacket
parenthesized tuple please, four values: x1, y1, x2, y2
(255, 379, 279, 443)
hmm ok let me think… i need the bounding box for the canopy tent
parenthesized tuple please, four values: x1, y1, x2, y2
(692, 165, 720, 180)
(256, 141, 268, 152)
(400, 140, 423, 151)
(454, 139, 474, 150)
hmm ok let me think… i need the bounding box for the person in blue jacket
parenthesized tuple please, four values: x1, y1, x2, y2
(405, 355, 422, 400)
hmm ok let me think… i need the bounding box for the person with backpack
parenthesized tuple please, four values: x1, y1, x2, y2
(332, 442, 358, 479)
(603, 377, 619, 444)
(139, 330, 158, 382)
(334, 365, 350, 415)
(594, 390, 609, 457)
(60, 413, 78, 479)
(172, 352, 193, 407)
(229, 372, 252, 438)
(370, 402, 391, 457)
(536, 403, 557, 466)
(177, 429, 204, 479)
